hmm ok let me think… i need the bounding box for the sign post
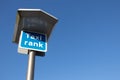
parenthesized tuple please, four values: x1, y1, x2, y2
(12, 9, 58, 80)
(19, 31, 47, 80)
(27, 50, 36, 80)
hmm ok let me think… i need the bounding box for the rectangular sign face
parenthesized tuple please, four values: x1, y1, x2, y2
(19, 31, 47, 52)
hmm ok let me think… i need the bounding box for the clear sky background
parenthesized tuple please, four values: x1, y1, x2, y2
(1, 0, 120, 80)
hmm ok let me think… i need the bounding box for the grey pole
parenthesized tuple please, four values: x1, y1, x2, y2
(26, 50, 36, 80)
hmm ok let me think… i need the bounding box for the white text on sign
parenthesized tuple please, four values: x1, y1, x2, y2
(19, 31, 47, 52)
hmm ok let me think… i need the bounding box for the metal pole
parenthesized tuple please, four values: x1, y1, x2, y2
(26, 50, 36, 80)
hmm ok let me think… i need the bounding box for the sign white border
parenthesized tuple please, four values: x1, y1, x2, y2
(18, 31, 47, 52)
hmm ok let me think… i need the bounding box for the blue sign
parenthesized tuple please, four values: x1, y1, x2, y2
(19, 31, 47, 52)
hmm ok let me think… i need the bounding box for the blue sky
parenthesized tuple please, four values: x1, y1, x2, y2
(1, 0, 120, 80)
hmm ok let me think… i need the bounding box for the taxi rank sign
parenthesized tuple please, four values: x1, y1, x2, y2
(19, 31, 47, 52)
